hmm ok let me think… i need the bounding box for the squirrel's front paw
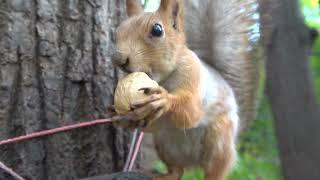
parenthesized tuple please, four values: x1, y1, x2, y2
(132, 86, 170, 128)
(112, 86, 171, 130)
(134, 86, 170, 111)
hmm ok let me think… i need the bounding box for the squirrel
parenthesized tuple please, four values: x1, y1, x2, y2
(112, 0, 260, 179)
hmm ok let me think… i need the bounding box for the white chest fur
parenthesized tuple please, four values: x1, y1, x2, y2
(153, 53, 239, 166)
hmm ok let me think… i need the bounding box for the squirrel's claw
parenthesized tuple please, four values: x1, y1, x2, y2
(133, 92, 169, 130)
(131, 94, 162, 109)
(133, 86, 168, 107)
(129, 98, 165, 121)
(139, 86, 165, 95)
(113, 86, 170, 130)
(111, 102, 156, 128)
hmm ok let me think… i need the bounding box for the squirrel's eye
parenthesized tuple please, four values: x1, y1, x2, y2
(150, 23, 163, 37)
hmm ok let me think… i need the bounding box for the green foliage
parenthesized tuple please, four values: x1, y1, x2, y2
(300, 0, 320, 101)
(311, 37, 320, 101)
(152, 161, 167, 173)
(153, 161, 205, 180)
(228, 97, 282, 180)
(300, 0, 320, 27)
(142, 0, 160, 12)
(182, 168, 204, 180)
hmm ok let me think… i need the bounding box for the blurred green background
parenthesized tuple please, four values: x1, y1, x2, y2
(143, 0, 320, 179)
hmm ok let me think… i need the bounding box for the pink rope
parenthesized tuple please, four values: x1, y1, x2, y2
(0, 116, 143, 178)
(0, 118, 115, 146)
(128, 131, 144, 171)
(123, 129, 138, 172)
(0, 118, 117, 179)
(0, 161, 25, 180)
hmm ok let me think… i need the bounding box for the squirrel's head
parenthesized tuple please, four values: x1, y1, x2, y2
(113, 0, 185, 83)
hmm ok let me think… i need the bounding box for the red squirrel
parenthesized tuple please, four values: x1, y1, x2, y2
(113, 0, 259, 179)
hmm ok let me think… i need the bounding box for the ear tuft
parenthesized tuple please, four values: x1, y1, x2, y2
(172, 2, 179, 29)
(158, 0, 184, 31)
(126, 0, 143, 17)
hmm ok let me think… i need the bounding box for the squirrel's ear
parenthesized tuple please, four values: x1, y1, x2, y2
(158, 0, 184, 31)
(126, 0, 143, 17)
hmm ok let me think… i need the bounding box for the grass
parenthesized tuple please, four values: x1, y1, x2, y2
(228, 97, 282, 180)
(311, 37, 320, 102)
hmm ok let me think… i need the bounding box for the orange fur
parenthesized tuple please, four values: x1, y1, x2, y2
(126, 0, 143, 17)
(114, 0, 240, 180)
(159, 0, 185, 32)
(166, 53, 202, 128)
(202, 112, 236, 180)
(115, 0, 201, 129)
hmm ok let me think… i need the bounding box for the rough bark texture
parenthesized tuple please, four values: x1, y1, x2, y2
(0, 0, 137, 180)
(260, 0, 320, 179)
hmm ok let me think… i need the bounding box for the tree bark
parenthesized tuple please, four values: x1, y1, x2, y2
(0, 0, 135, 179)
(259, 0, 320, 179)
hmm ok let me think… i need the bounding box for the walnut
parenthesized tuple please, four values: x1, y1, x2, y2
(114, 72, 159, 114)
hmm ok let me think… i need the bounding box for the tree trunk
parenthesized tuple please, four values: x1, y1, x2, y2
(259, 0, 320, 179)
(0, 0, 135, 179)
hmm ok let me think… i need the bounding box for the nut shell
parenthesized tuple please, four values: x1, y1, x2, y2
(114, 72, 159, 114)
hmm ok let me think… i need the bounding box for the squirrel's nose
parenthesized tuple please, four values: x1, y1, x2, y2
(111, 51, 123, 66)
(121, 57, 130, 69)
(112, 51, 128, 64)
(119, 58, 131, 73)
(112, 51, 131, 72)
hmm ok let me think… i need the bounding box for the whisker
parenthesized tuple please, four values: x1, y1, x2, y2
(135, 46, 167, 55)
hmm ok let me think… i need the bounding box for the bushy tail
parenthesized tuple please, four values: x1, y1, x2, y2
(185, 0, 261, 132)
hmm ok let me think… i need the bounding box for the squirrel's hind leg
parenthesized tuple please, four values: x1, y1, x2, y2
(203, 113, 237, 180)
(152, 165, 183, 180)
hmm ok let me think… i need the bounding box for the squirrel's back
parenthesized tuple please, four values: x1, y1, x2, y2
(185, 0, 260, 131)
